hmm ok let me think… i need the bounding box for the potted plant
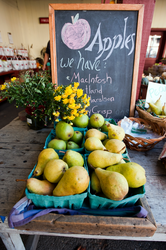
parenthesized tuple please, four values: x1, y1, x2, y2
(0, 70, 57, 129)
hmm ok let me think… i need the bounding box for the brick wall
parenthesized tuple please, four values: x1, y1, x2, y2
(122, 0, 156, 100)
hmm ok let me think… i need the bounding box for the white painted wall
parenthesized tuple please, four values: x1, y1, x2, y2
(151, 0, 166, 28)
(0, 0, 165, 59)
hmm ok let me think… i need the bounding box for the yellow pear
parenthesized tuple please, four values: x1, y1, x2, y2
(53, 166, 90, 196)
(106, 162, 146, 188)
(62, 150, 84, 168)
(148, 102, 162, 115)
(90, 171, 101, 194)
(95, 168, 129, 201)
(105, 139, 126, 154)
(162, 103, 166, 115)
(107, 124, 125, 141)
(44, 159, 68, 183)
(85, 129, 107, 140)
(34, 148, 59, 176)
(84, 137, 105, 151)
(154, 95, 162, 111)
(88, 150, 123, 168)
(26, 178, 55, 195)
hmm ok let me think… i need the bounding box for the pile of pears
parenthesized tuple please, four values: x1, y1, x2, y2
(82, 114, 146, 201)
(26, 148, 89, 197)
(26, 112, 146, 205)
(148, 95, 166, 118)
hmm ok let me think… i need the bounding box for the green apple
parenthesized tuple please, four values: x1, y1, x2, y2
(72, 114, 89, 128)
(48, 139, 66, 150)
(89, 113, 105, 128)
(66, 141, 80, 149)
(70, 131, 83, 145)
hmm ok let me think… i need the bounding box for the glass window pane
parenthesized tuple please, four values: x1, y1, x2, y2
(146, 35, 161, 58)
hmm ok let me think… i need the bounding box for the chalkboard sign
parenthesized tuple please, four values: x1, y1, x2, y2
(49, 4, 144, 119)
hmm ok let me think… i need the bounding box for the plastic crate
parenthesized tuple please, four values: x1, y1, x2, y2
(25, 155, 89, 209)
(44, 128, 85, 154)
(85, 154, 146, 209)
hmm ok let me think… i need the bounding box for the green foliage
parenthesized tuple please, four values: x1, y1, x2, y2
(0, 71, 57, 122)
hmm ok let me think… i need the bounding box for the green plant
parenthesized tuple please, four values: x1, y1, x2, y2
(0, 70, 56, 122)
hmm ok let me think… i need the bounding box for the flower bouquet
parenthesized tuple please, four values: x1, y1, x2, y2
(53, 82, 90, 124)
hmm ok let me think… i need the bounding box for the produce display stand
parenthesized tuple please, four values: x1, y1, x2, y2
(0, 118, 166, 250)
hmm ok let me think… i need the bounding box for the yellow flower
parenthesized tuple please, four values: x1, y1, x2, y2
(77, 89, 83, 98)
(71, 109, 77, 115)
(54, 95, 61, 101)
(70, 93, 76, 99)
(63, 98, 69, 104)
(83, 110, 88, 115)
(65, 88, 72, 96)
(75, 104, 81, 109)
(11, 77, 17, 82)
(62, 94, 68, 99)
(1, 84, 6, 90)
(55, 118, 59, 122)
(53, 111, 60, 116)
(74, 113, 79, 117)
(67, 115, 75, 120)
(83, 94, 87, 99)
(79, 109, 85, 113)
(68, 98, 75, 104)
(68, 103, 75, 109)
(74, 82, 79, 88)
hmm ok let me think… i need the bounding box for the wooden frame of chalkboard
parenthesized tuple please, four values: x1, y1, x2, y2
(49, 4, 144, 119)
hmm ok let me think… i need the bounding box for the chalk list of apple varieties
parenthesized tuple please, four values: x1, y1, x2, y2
(55, 10, 137, 119)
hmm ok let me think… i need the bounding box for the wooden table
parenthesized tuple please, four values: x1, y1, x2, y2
(0, 117, 166, 250)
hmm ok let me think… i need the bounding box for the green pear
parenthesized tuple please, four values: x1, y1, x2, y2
(85, 129, 107, 140)
(34, 148, 59, 176)
(101, 120, 110, 132)
(26, 178, 55, 195)
(148, 102, 162, 115)
(106, 162, 146, 188)
(105, 139, 126, 154)
(55, 121, 74, 141)
(88, 150, 123, 168)
(102, 139, 110, 146)
(95, 168, 129, 201)
(53, 166, 90, 196)
(90, 171, 101, 194)
(66, 141, 80, 149)
(107, 124, 125, 141)
(72, 114, 89, 128)
(70, 131, 83, 145)
(89, 113, 105, 128)
(162, 103, 166, 115)
(63, 150, 84, 168)
(48, 139, 66, 150)
(44, 159, 68, 183)
(154, 95, 162, 111)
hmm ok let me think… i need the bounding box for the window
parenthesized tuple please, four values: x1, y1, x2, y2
(146, 35, 161, 58)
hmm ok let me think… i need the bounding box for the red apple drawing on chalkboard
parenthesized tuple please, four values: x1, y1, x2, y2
(61, 13, 91, 50)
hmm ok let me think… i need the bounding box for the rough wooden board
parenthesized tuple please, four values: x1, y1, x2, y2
(15, 211, 156, 237)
